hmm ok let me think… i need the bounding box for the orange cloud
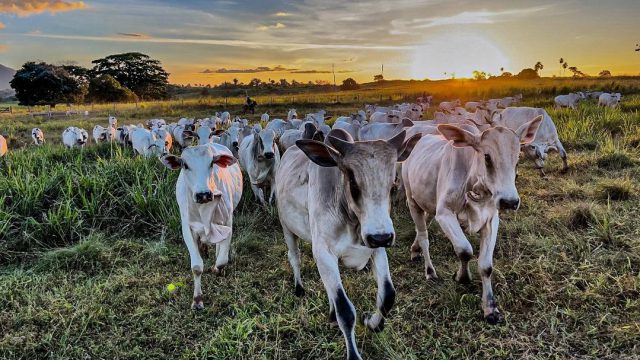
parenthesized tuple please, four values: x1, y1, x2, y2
(0, 1, 87, 16)
(0, 21, 5, 29)
(0, 44, 8, 52)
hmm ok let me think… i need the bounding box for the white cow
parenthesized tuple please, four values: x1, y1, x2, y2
(238, 128, 280, 205)
(31, 128, 45, 146)
(161, 143, 243, 310)
(276, 128, 421, 360)
(220, 111, 231, 126)
(172, 125, 196, 150)
(287, 108, 298, 121)
(598, 93, 622, 108)
(62, 127, 88, 148)
(278, 122, 322, 152)
(260, 112, 270, 123)
(93, 125, 110, 143)
(147, 119, 166, 129)
(402, 116, 543, 325)
(494, 107, 568, 175)
(213, 126, 242, 158)
(152, 127, 173, 152)
(359, 118, 414, 141)
(554, 93, 585, 109)
(115, 125, 136, 146)
(130, 128, 168, 157)
(370, 111, 401, 124)
(265, 119, 297, 139)
(439, 100, 461, 112)
(108, 116, 118, 129)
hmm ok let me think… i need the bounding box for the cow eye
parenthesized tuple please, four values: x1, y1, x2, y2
(346, 169, 361, 201)
(183, 162, 190, 170)
(484, 154, 492, 167)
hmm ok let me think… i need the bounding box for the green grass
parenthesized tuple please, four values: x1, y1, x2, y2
(1, 90, 639, 359)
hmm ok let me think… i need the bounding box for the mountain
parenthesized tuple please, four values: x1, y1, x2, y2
(0, 64, 16, 90)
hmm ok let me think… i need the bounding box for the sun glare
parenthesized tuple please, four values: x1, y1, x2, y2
(410, 32, 510, 80)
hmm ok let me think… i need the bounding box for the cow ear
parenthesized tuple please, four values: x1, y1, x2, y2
(296, 140, 339, 167)
(438, 124, 479, 148)
(401, 118, 414, 127)
(214, 129, 226, 136)
(397, 133, 423, 162)
(324, 115, 332, 121)
(516, 115, 543, 144)
(213, 154, 236, 168)
(161, 155, 182, 170)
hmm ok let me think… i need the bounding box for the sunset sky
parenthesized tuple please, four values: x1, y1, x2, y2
(0, 0, 638, 85)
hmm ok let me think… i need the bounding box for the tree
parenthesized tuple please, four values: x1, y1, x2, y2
(374, 74, 384, 82)
(534, 61, 544, 74)
(249, 78, 262, 87)
(635, 43, 639, 52)
(86, 74, 138, 103)
(515, 68, 540, 79)
(599, 70, 612, 77)
(562, 62, 568, 76)
(472, 70, 487, 80)
(91, 52, 169, 100)
(279, 79, 290, 87)
(340, 78, 360, 90)
(10, 61, 87, 107)
(232, 78, 239, 86)
(568, 66, 588, 78)
(500, 72, 513, 77)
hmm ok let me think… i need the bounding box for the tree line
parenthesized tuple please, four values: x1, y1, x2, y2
(10, 53, 169, 107)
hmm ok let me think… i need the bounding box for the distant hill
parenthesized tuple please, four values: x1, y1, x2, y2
(0, 64, 16, 90)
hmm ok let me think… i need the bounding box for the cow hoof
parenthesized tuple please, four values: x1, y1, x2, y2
(294, 284, 305, 297)
(192, 301, 205, 311)
(453, 272, 471, 285)
(361, 313, 385, 333)
(212, 265, 226, 276)
(410, 251, 421, 261)
(485, 310, 504, 325)
(328, 310, 337, 327)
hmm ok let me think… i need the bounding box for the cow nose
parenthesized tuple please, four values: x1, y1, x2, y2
(195, 191, 214, 204)
(232, 141, 239, 148)
(499, 198, 520, 211)
(366, 233, 395, 248)
(264, 152, 275, 159)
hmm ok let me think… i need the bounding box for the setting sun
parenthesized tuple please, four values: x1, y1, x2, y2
(410, 32, 510, 79)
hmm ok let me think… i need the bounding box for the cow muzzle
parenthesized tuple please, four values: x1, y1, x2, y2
(195, 191, 214, 204)
(365, 233, 395, 248)
(499, 197, 520, 211)
(264, 151, 275, 160)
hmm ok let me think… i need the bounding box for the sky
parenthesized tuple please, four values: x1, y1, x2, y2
(0, 0, 639, 85)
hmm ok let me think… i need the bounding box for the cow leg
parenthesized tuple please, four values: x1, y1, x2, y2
(556, 141, 569, 173)
(478, 214, 503, 325)
(181, 218, 204, 310)
(251, 183, 265, 205)
(362, 248, 395, 333)
(269, 184, 277, 205)
(283, 226, 304, 296)
(314, 248, 361, 360)
(435, 210, 473, 284)
(407, 197, 437, 279)
(213, 231, 231, 275)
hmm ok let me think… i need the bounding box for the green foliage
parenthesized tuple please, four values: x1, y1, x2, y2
(87, 74, 138, 103)
(515, 68, 540, 79)
(91, 52, 169, 100)
(10, 62, 88, 107)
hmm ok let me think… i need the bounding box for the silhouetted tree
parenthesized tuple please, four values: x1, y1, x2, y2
(232, 78, 239, 86)
(472, 70, 487, 80)
(86, 74, 138, 103)
(373, 74, 384, 82)
(534, 61, 544, 74)
(11, 61, 87, 106)
(340, 78, 360, 90)
(599, 70, 612, 77)
(91, 52, 169, 100)
(516, 68, 540, 79)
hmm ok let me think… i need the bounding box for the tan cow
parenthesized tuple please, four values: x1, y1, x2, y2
(402, 116, 542, 325)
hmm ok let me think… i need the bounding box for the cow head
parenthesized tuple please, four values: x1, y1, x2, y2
(253, 128, 277, 161)
(222, 126, 241, 151)
(161, 145, 237, 204)
(296, 129, 422, 248)
(438, 115, 543, 211)
(522, 143, 554, 170)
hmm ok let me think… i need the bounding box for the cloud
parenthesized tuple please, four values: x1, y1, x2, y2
(0, 1, 87, 16)
(273, 11, 291, 17)
(256, 22, 286, 31)
(117, 32, 149, 38)
(0, 44, 7, 52)
(201, 65, 297, 74)
(25, 33, 415, 51)
(290, 69, 354, 74)
(0, 21, 4, 29)
(391, 6, 550, 34)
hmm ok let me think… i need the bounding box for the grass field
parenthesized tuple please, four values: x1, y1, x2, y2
(0, 84, 639, 359)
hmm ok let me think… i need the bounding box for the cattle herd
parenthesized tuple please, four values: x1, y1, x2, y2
(0, 91, 625, 360)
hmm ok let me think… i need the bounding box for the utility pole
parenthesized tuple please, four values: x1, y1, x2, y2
(332, 63, 336, 88)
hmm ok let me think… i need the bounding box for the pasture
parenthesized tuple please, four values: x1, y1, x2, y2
(0, 88, 639, 359)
